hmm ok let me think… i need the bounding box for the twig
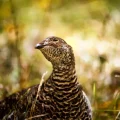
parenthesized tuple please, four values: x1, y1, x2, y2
(116, 111, 120, 120)
(30, 71, 48, 117)
(25, 113, 49, 120)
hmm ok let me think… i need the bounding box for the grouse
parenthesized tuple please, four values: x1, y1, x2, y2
(0, 36, 92, 120)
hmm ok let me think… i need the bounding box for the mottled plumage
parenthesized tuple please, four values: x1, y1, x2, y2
(0, 36, 92, 120)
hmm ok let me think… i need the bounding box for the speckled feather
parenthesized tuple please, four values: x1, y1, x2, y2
(0, 36, 92, 120)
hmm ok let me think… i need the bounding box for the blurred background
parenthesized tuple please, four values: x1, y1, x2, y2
(0, 0, 120, 119)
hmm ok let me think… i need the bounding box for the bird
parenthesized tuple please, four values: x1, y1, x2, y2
(0, 36, 92, 120)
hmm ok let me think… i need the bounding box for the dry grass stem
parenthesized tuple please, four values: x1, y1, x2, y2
(25, 113, 49, 120)
(29, 71, 48, 118)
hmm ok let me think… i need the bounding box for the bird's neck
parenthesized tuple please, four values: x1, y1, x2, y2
(51, 63, 77, 84)
(49, 63, 82, 116)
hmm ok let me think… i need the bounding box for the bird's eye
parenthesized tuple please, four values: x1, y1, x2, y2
(53, 39, 58, 42)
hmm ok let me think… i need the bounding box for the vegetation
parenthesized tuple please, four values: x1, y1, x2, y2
(0, 0, 120, 119)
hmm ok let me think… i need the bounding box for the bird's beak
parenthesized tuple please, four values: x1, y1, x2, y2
(35, 39, 49, 49)
(35, 43, 44, 49)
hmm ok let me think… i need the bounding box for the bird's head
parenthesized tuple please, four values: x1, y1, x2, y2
(35, 36, 75, 67)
